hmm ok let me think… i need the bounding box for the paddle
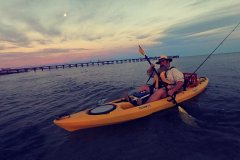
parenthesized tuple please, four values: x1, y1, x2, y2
(138, 45, 191, 116)
(138, 45, 161, 80)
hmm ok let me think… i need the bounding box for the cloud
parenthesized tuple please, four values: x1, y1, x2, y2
(39, 48, 90, 55)
(145, 2, 240, 56)
(186, 26, 231, 39)
(155, 7, 240, 48)
(23, 16, 62, 37)
(0, 46, 93, 68)
(168, 14, 239, 37)
(136, 34, 152, 40)
(81, 34, 103, 41)
(0, 0, 63, 46)
(0, 0, 240, 67)
(0, 47, 90, 58)
(0, 44, 18, 50)
(0, 22, 31, 47)
(34, 39, 53, 45)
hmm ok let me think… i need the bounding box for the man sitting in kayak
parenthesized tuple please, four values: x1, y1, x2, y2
(126, 55, 184, 105)
(146, 55, 184, 102)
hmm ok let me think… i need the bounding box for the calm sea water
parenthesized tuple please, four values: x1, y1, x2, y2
(1, 53, 240, 160)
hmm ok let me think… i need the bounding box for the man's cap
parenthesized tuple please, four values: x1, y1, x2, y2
(156, 55, 173, 64)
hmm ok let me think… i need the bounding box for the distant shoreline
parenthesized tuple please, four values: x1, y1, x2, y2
(1, 52, 239, 76)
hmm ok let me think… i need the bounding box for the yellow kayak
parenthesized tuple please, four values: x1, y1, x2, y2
(54, 77, 208, 132)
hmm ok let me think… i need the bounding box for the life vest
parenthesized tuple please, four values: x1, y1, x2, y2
(153, 67, 175, 89)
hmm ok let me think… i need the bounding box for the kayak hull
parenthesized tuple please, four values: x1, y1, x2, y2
(54, 77, 209, 132)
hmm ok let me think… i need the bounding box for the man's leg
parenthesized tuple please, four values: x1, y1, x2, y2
(146, 88, 167, 103)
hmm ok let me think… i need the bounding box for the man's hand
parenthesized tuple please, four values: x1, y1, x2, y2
(147, 64, 155, 76)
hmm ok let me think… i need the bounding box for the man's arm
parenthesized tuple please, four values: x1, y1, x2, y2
(168, 81, 184, 96)
(147, 64, 155, 76)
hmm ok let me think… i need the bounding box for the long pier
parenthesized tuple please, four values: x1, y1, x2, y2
(0, 56, 179, 75)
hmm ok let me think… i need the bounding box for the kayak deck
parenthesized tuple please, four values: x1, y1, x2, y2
(54, 77, 209, 132)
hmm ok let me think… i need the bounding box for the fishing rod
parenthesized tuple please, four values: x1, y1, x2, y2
(192, 22, 240, 75)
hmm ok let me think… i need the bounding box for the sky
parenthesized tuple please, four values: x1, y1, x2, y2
(0, 0, 240, 68)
